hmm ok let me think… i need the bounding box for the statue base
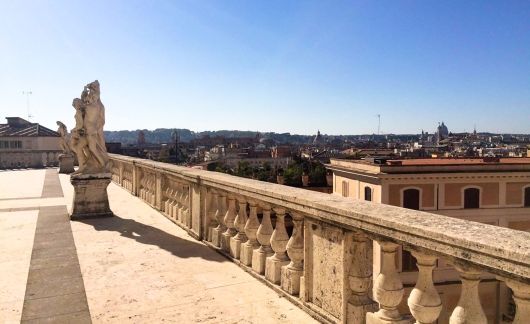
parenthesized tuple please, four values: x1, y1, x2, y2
(70, 173, 113, 220)
(58, 154, 75, 174)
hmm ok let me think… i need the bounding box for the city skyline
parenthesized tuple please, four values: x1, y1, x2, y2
(1, 1, 529, 135)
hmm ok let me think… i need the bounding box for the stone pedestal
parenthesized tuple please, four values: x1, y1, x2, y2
(58, 154, 75, 174)
(211, 227, 224, 248)
(240, 242, 258, 266)
(230, 236, 246, 259)
(265, 256, 289, 284)
(70, 173, 113, 220)
(252, 247, 273, 274)
(281, 265, 303, 295)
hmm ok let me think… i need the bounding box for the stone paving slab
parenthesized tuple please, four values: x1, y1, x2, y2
(0, 169, 318, 323)
(0, 170, 46, 199)
(41, 169, 64, 198)
(21, 205, 91, 323)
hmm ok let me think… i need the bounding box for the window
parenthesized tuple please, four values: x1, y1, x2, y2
(364, 186, 372, 201)
(403, 188, 420, 210)
(402, 250, 418, 272)
(401, 188, 420, 272)
(524, 187, 530, 207)
(342, 181, 349, 197)
(464, 188, 480, 209)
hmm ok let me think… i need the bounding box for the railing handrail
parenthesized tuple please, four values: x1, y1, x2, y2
(109, 153, 530, 281)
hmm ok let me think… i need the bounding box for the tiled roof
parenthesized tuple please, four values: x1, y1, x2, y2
(390, 158, 530, 166)
(0, 117, 59, 137)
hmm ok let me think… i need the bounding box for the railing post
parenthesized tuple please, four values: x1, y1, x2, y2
(252, 203, 273, 274)
(221, 195, 237, 252)
(206, 189, 219, 242)
(367, 240, 411, 324)
(230, 198, 248, 259)
(281, 211, 304, 295)
(407, 251, 442, 324)
(449, 265, 486, 324)
(346, 230, 377, 324)
(501, 278, 530, 324)
(132, 165, 140, 196)
(190, 182, 202, 238)
(118, 162, 124, 186)
(155, 172, 162, 210)
(265, 207, 290, 285)
(240, 200, 260, 266)
(211, 192, 227, 248)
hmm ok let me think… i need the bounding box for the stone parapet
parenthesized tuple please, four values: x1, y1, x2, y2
(108, 154, 530, 323)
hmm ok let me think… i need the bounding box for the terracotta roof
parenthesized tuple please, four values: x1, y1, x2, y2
(386, 158, 530, 166)
(0, 117, 59, 137)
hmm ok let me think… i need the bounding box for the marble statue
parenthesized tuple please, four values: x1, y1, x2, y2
(69, 80, 113, 219)
(71, 80, 110, 175)
(56, 121, 71, 154)
(56, 120, 75, 174)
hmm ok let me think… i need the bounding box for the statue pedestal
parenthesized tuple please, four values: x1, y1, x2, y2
(70, 173, 113, 220)
(58, 154, 75, 174)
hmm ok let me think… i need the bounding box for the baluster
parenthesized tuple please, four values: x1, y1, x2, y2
(240, 200, 260, 266)
(163, 186, 172, 215)
(502, 278, 530, 324)
(177, 184, 185, 223)
(281, 211, 304, 295)
(230, 198, 248, 259)
(449, 265, 486, 324)
(347, 230, 377, 324)
(207, 190, 219, 242)
(407, 251, 442, 324)
(252, 203, 274, 274)
(221, 195, 238, 253)
(140, 178, 145, 199)
(182, 185, 189, 226)
(211, 192, 227, 247)
(367, 241, 410, 324)
(265, 207, 290, 285)
(171, 184, 179, 220)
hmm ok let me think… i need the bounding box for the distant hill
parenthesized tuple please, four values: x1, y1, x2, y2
(103, 128, 315, 145)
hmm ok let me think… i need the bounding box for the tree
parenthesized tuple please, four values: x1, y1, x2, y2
(284, 163, 303, 187)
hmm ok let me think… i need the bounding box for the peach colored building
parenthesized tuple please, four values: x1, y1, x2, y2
(326, 157, 530, 322)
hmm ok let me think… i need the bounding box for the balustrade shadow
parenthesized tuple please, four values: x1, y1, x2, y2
(74, 213, 227, 263)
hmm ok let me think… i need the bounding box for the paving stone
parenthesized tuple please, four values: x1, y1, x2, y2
(21, 292, 89, 320)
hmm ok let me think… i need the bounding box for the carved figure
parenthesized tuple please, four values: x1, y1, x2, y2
(70, 80, 109, 175)
(56, 121, 71, 154)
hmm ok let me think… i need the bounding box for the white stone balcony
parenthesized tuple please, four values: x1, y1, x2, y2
(108, 154, 530, 324)
(1, 155, 529, 323)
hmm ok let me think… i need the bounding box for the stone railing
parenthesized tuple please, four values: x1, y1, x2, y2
(109, 154, 530, 324)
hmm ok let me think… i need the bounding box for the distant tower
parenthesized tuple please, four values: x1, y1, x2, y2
(22, 90, 33, 120)
(137, 130, 146, 146)
(313, 130, 324, 145)
(172, 129, 179, 163)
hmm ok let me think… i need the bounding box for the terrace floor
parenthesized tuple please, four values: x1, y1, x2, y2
(0, 169, 317, 323)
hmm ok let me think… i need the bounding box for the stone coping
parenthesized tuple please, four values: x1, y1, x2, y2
(109, 154, 530, 281)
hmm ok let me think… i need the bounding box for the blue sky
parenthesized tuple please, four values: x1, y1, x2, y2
(1, 1, 529, 135)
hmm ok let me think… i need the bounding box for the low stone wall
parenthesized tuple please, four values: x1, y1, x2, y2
(109, 154, 530, 324)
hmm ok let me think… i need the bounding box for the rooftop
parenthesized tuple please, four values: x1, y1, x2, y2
(328, 157, 530, 174)
(0, 169, 315, 323)
(0, 117, 58, 137)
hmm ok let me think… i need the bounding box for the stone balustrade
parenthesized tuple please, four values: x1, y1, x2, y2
(109, 154, 530, 324)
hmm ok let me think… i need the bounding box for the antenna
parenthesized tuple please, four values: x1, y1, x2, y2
(22, 90, 33, 120)
(376, 114, 381, 135)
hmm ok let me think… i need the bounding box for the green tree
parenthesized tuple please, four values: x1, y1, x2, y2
(284, 163, 303, 187)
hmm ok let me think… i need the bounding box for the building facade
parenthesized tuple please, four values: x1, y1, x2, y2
(0, 117, 61, 169)
(326, 157, 530, 322)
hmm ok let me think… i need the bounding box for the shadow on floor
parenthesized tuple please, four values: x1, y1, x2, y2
(74, 214, 227, 263)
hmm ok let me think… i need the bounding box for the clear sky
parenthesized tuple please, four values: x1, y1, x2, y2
(1, 1, 529, 135)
